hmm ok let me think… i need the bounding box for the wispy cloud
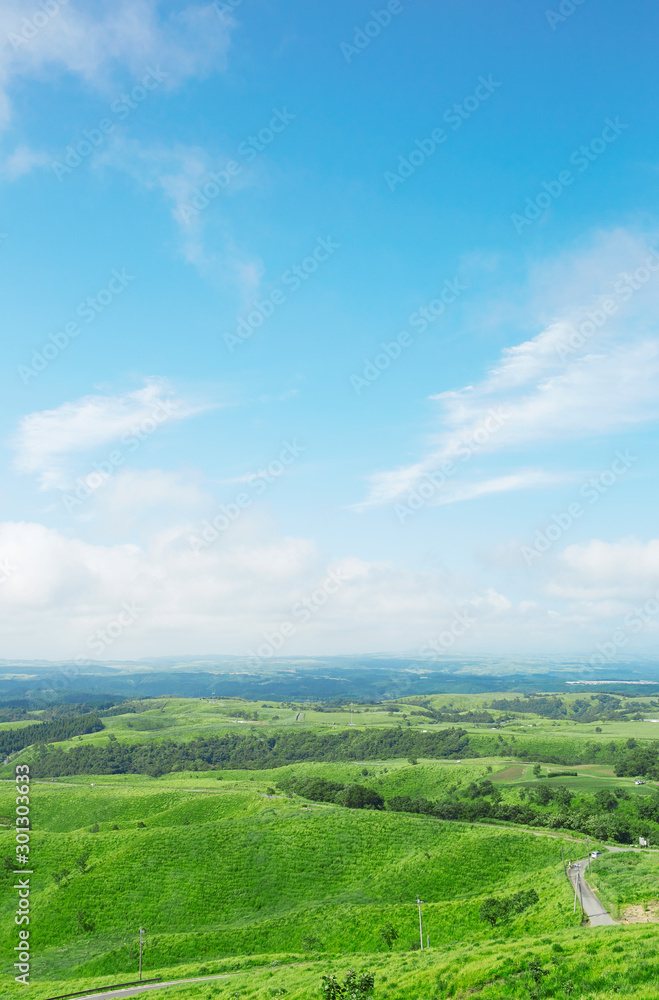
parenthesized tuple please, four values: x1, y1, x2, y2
(12, 378, 208, 489)
(0, 1, 231, 133)
(94, 136, 263, 297)
(359, 230, 659, 508)
(0, 144, 50, 180)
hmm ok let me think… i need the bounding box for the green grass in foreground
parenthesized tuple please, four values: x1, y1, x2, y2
(5, 929, 659, 1000)
(2, 692, 659, 1000)
(1, 766, 580, 986)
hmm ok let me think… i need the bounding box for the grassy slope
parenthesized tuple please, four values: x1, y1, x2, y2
(588, 851, 659, 917)
(1, 770, 579, 987)
(3, 696, 659, 999)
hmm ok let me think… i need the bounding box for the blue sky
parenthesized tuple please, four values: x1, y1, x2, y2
(1, 0, 659, 665)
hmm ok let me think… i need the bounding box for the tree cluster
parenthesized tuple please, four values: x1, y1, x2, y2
(479, 888, 539, 926)
(28, 726, 470, 777)
(0, 713, 104, 756)
(280, 775, 384, 810)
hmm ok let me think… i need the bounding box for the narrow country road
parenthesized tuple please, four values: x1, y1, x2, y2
(567, 860, 615, 926)
(57, 973, 231, 1000)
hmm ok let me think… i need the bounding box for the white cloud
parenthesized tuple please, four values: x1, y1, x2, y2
(0, 0, 231, 132)
(431, 470, 568, 506)
(0, 515, 523, 658)
(93, 136, 262, 294)
(555, 538, 659, 601)
(0, 144, 50, 180)
(2, 504, 659, 659)
(12, 378, 207, 489)
(359, 230, 659, 508)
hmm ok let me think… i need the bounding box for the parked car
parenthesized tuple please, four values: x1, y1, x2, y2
(591, 851, 602, 858)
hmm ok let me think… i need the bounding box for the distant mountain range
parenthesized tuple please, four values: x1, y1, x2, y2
(0, 654, 657, 705)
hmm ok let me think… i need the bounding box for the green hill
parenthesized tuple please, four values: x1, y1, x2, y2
(2, 694, 659, 999)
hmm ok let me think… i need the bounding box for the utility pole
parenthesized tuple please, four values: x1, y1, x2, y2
(138, 927, 144, 982)
(416, 897, 424, 950)
(426, 933, 430, 949)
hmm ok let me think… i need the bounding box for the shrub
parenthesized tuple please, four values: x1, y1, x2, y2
(321, 970, 375, 998)
(379, 922, 399, 951)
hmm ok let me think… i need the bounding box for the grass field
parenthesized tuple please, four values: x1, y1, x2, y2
(6, 928, 659, 1000)
(588, 851, 659, 919)
(1, 768, 581, 991)
(5, 691, 659, 766)
(3, 693, 659, 999)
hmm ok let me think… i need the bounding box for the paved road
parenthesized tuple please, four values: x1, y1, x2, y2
(567, 860, 615, 926)
(64, 973, 231, 1000)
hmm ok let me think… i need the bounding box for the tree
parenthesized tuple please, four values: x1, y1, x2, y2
(75, 851, 90, 874)
(532, 764, 542, 778)
(479, 897, 505, 926)
(379, 922, 399, 951)
(595, 788, 617, 812)
(333, 785, 384, 810)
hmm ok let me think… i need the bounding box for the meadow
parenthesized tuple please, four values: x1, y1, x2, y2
(1, 692, 658, 999)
